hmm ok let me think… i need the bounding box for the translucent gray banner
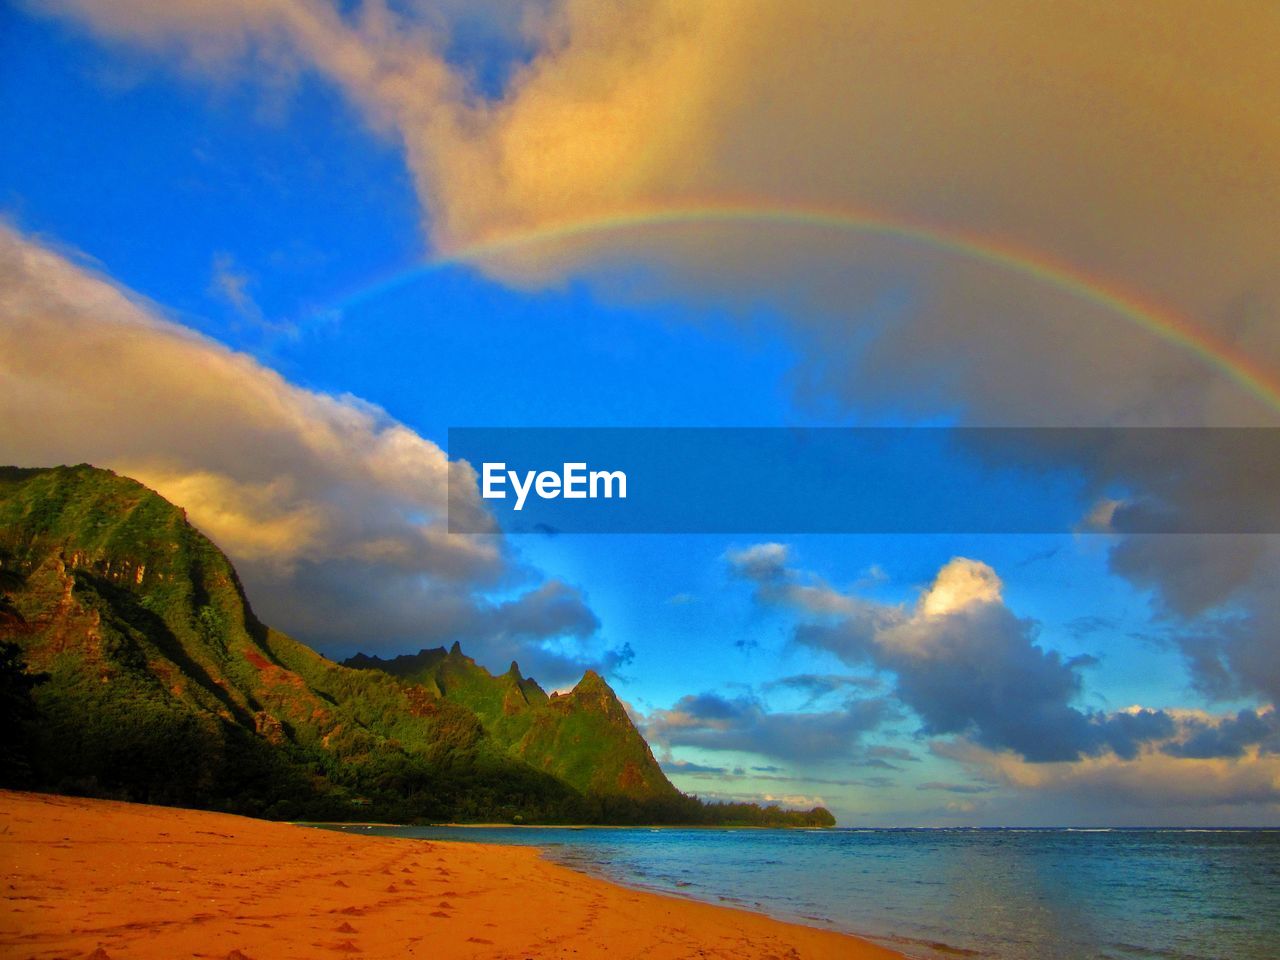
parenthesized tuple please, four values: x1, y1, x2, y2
(446, 428, 1280, 535)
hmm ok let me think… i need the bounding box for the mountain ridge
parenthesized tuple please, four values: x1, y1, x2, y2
(0, 464, 834, 827)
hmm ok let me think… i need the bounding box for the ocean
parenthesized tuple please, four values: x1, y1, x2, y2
(317, 824, 1280, 960)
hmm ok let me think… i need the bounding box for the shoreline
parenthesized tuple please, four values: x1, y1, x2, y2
(1, 790, 906, 960)
(307, 821, 817, 830)
(312, 822, 858, 935)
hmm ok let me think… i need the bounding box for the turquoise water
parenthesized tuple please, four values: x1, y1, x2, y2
(318, 825, 1280, 960)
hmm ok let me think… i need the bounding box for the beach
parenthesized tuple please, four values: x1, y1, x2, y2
(0, 790, 901, 960)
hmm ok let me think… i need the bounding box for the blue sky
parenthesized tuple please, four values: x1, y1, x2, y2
(3, 1, 1278, 825)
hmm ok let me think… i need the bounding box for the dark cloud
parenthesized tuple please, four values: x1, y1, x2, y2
(663, 763, 900, 791)
(992, 435, 1280, 709)
(796, 594, 1115, 762)
(1091, 709, 1177, 761)
(765, 673, 881, 706)
(853, 776, 896, 790)
(939, 735, 1280, 819)
(248, 564, 622, 686)
(866, 745, 920, 764)
(1065, 653, 1101, 669)
(1017, 547, 1061, 568)
(738, 549, 1183, 763)
(917, 782, 994, 794)
(1110, 536, 1280, 705)
(1162, 709, 1280, 760)
(1064, 615, 1114, 639)
(660, 760, 729, 776)
(854, 757, 900, 771)
(643, 690, 893, 763)
(1109, 536, 1269, 620)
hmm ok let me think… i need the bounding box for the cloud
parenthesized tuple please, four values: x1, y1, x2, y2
(725, 542, 791, 582)
(735, 548, 1188, 762)
(208, 251, 296, 337)
(660, 761, 893, 793)
(1162, 708, 1280, 760)
(732, 565, 1280, 813)
(33, 0, 1280, 429)
(940, 734, 1280, 812)
(917, 782, 994, 795)
(764, 673, 881, 707)
(659, 759, 728, 777)
(1107, 535, 1280, 705)
(209, 251, 262, 321)
(0, 223, 618, 684)
(642, 690, 892, 763)
(695, 790, 830, 810)
(917, 557, 1002, 617)
(865, 745, 919, 765)
(727, 542, 865, 619)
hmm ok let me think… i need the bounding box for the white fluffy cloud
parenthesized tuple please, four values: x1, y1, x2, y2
(0, 223, 488, 577)
(0, 223, 616, 682)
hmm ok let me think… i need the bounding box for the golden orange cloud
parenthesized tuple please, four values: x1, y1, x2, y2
(35, 0, 1280, 425)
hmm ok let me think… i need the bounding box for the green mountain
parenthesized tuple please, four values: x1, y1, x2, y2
(0, 464, 834, 827)
(343, 647, 672, 800)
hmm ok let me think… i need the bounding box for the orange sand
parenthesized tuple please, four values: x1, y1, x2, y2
(0, 790, 903, 960)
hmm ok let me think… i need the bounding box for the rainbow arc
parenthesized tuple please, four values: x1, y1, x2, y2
(335, 199, 1280, 415)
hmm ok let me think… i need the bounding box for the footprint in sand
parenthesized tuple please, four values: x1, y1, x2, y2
(338, 906, 365, 916)
(87, 948, 112, 960)
(465, 937, 494, 945)
(335, 922, 358, 934)
(437, 901, 453, 909)
(430, 910, 450, 919)
(333, 879, 349, 888)
(226, 951, 254, 960)
(329, 940, 360, 953)
(384, 883, 399, 893)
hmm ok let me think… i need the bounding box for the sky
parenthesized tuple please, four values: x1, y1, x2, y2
(2, 0, 1279, 826)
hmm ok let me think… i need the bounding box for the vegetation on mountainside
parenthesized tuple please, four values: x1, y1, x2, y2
(343, 648, 673, 801)
(0, 465, 835, 828)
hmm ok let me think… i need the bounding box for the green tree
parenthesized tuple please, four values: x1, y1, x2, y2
(0, 639, 47, 786)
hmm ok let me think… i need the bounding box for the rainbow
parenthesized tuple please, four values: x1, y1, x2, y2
(338, 199, 1280, 415)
